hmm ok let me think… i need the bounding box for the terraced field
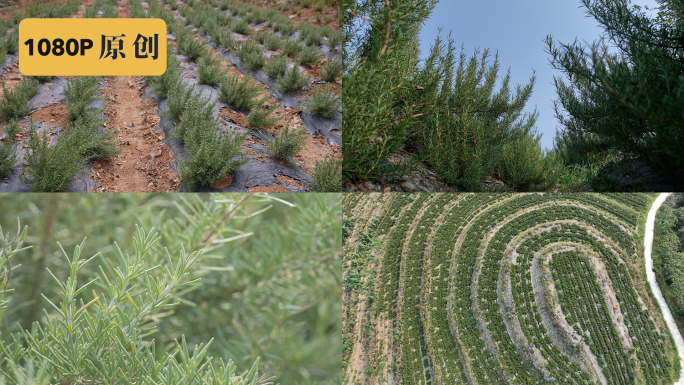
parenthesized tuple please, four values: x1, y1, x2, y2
(343, 193, 682, 385)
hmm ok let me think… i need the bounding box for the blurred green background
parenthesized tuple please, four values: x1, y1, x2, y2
(0, 193, 341, 385)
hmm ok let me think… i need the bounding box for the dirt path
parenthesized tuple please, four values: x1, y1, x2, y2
(645, 193, 684, 384)
(92, 0, 180, 192)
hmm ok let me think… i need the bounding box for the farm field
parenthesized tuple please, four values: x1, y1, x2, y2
(0, 0, 341, 192)
(343, 193, 683, 385)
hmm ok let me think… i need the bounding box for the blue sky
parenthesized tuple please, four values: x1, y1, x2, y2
(417, 0, 660, 150)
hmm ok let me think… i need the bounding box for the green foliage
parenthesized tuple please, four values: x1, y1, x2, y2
(0, 77, 40, 122)
(298, 22, 324, 46)
(254, 31, 282, 51)
(0, 193, 341, 385)
(547, 0, 684, 183)
(297, 45, 320, 66)
(218, 74, 262, 111)
(271, 16, 295, 37)
(320, 57, 342, 82)
(263, 55, 288, 78)
(308, 155, 341, 192)
(499, 133, 558, 191)
(299, 87, 340, 118)
(0, 120, 20, 177)
(63, 111, 119, 160)
(247, 96, 280, 129)
(654, 194, 684, 326)
(326, 29, 342, 50)
(276, 65, 310, 93)
(166, 82, 198, 122)
(179, 127, 248, 189)
(231, 19, 252, 35)
(266, 121, 308, 161)
(64, 76, 102, 121)
(345, 1, 549, 189)
(177, 30, 207, 61)
(236, 40, 266, 69)
(146, 44, 183, 99)
(282, 39, 303, 58)
(215, 28, 236, 49)
(171, 90, 217, 144)
(197, 53, 226, 86)
(21, 124, 82, 192)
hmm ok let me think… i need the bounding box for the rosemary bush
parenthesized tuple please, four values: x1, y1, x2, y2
(231, 19, 252, 35)
(235, 40, 266, 69)
(171, 94, 217, 144)
(254, 31, 282, 51)
(308, 155, 342, 192)
(282, 40, 303, 58)
(298, 23, 323, 46)
(263, 55, 288, 78)
(247, 97, 280, 129)
(276, 66, 310, 93)
(215, 28, 236, 50)
(300, 87, 340, 118)
(0, 78, 40, 122)
(64, 76, 102, 121)
(297, 46, 320, 67)
(218, 74, 262, 111)
(179, 128, 248, 189)
(320, 57, 342, 82)
(63, 112, 120, 160)
(146, 44, 183, 99)
(20, 124, 82, 192)
(177, 30, 206, 61)
(271, 17, 295, 37)
(266, 122, 308, 161)
(0, 120, 20, 177)
(197, 53, 225, 87)
(166, 83, 200, 122)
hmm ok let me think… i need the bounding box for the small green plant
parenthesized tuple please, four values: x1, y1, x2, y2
(231, 19, 252, 35)
(64, 76, 101, 121)
(271, 17, 295, 37)
(21, 124, 82, 192)
(308, 155, 341, 192)
(263, 55, 288, 78)
(171, 94, 217, 144)
(63, 112, 120, 160)
(254, 31, 282, 51)
(146, 43, 183, 98)
(219, 74, 262, 111)
(179, 127, 248, 189)
(215, 28, 236, 49)
(0, 120, 20, 177)
(326, 29, 342, 50)
(247, 96, 280, 129)
(166, 83, 199, 122)
(320, 57, 342, 82)
(197, 53, 225, 86)
(299, 87, 340, 118)
(177, 30, 206, 61)
(298, 23, 323, 46)
(283, 40, 303, 58)
(266, 121, 308, 161)
(2, 28, 19, 54)
(276, 66, 310, 93)
(297, 45, 320, 66)
(236, 40, 266, 69)
(0, 77, 40, 122)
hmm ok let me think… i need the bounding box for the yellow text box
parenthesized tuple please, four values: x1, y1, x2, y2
(19, 18, 167, 76)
